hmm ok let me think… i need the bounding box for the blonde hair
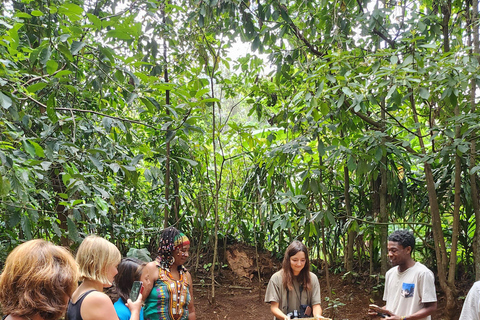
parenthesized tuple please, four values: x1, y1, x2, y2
(76, 235, 121, 285)
(0, 239, 78, 320)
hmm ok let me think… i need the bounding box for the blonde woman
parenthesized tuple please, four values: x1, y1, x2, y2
(0, 239, 78, 320)
(67, 235, 143, 320)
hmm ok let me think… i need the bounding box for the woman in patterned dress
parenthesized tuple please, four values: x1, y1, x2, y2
(144, 227, 196, 320)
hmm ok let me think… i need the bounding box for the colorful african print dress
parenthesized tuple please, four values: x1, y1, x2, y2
(144, 265, 191, 320)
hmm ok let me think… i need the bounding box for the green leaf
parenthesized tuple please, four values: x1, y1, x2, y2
(23, 140, 36, 157)
(419, 88, 430, 100)
(106, 30, 132, 40)
(46, 60, 58, 75)
(21, 214, 33, 239)
(71, 41, 86, 55)
(471, 166, 480, 175)
(26, 82, 47, 93)
(9, 211, 21, 228)
(0, 92, 12, 109)
(51, 221, 62, 237)
(39, 46, 52, 65)
(30, 141, 45, 157)
(87, 13, 102, 29)
(58, 43, 74, 61)
(127, 248, 151, 262)
(67, 217, 80, 242)
(31, 10, 43, 16)
(0, 175, 11, 196)
(47, 93, 58, 122)
(195, 88, 210, 99)
(88, 155, 104, 172)
(177, 157, 198, 166)
(110, 163, 121, 173)
(59, 3, 83, 21)
(15, 12, 32, 18)
(375, 147, 383, 162)
(54, 70, 72, 78)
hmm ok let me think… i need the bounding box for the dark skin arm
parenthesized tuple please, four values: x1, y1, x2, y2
(367, 302, 437, 320)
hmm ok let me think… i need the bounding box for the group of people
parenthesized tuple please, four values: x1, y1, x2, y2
(0, 227, 195, 320)
(3, 228, 480, 320)
(264, 230, 439, 320)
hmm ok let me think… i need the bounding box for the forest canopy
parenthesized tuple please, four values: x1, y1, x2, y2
(0, 0, 479, 317)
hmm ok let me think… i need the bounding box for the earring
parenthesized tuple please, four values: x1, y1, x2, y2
(167, 255, 175, 266)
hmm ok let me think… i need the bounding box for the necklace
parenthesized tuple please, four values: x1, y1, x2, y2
(163, 268, 187, 319)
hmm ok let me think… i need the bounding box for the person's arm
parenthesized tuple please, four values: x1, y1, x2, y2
(81, 291, 120, 320)
(126, 293, 144, 320)
(270, 301, 289, 320)
(312, 304, 322, 318)
(187, 271, 196, 320)
(384, 302, 437, 320)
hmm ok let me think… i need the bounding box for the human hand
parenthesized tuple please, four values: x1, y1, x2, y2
(368, 304, 392, 318)
(126, 293, 143, 313)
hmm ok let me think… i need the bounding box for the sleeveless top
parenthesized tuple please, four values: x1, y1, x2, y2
(144, 266, 191, 320)
(66, 290, 96, 320)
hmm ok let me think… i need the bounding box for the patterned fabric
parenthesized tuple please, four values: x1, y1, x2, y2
(174, 233, 190, 249)
(144, 265, 191, 320)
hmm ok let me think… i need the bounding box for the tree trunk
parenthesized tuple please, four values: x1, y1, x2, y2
(380, 99, 388, 275)
(410, 91, 455, 318)
(52, 167, 69, 247)
(469, 0, 480, 281)
(344, 163, 355, 272)
(162, 4, 170, 228)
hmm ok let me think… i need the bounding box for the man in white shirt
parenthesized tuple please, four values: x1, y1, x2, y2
(459, 281, 480, 320)
(368, 230, 437, 320)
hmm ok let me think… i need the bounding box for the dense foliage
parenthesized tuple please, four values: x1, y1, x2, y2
(1, 0, 479, 316)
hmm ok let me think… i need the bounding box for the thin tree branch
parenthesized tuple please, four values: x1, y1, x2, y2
(276, 3, 324, 57)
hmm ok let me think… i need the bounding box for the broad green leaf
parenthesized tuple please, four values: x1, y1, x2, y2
(47, 93, 58, 122)
(30, 141, 45, 157)
(26, 82, 47, 93)
(54, 70, 72, 78)
(21, 214, 32, 239)
(374, 147, 383, 162)
(106, 30, 132, 40)
(88, 155, 104, 172)
(177, 157, 198, 166)
(67, 217, 80, 242)
(23, 140, 36, 157)
(59, 3, 83, 21)
(419, 88, 430, 100)
(0, 175, 11, 196)
(31, 10, 43, 16)
(110, 163, 121, 173)
(9, 211, 21, 228)
(87, 13, 102, 29)
(14, 12, 31, 18)
(0, 92, 12, 109)
(57, 43, 74, 61)
(195, 88, 210, 99)
(71, 41, 86, 55)
(39, 46, 52, 65)
(51, 221, 62, 237)
(46, 60, 58, 75)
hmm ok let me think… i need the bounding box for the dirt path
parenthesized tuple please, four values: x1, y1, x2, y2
(194, 274, 378, 320)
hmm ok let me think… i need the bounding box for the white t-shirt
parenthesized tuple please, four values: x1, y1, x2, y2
(460, 281, 480, 320)
(383, 262, 437, 320)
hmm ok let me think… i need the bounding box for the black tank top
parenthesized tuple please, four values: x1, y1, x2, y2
(66, 290, 96, 320)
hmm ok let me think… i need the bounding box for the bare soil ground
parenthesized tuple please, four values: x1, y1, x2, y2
(190, 244, 465, 320)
